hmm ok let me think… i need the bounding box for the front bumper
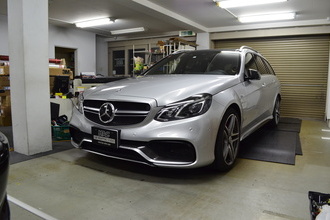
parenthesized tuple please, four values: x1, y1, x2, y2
(70, 126, 196, 167)
(70, 102, 224, 168)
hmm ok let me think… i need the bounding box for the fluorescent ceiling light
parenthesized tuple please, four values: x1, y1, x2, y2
(238, 12, 296, 23)
(111, 27, 145, 35)
(217, 0, 287, 8)
(75, 18, 114, 28)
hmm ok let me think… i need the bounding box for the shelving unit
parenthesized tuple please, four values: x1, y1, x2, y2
(158, 37, 198, 56)
(131, 38, 198, 76)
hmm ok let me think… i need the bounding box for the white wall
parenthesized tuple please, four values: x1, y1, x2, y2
(96, 36, 108, 76)
(196, 33, 210, 50)
(49, 25, 96, 75)
(0, 15, 98, 76)
(327, 50, 330, 127)
(0, 15, 9, 55)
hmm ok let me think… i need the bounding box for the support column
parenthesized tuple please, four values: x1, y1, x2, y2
(326, 42, 330, 128)
(8, 0, 52, 155)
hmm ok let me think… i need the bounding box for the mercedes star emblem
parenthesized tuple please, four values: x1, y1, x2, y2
(99, 103, 115, 123)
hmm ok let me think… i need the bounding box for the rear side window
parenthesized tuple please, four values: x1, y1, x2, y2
(254, 55, 269, 75)
(262, 59, 276, 75)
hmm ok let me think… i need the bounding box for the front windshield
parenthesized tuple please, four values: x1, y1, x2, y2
(145, 50, 241, 76)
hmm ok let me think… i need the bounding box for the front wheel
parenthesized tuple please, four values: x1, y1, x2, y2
(270, 96, 280, 127)
(213, 108, 240, 172)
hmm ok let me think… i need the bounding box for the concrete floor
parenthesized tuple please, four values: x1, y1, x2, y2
(7, 120, 330, 220)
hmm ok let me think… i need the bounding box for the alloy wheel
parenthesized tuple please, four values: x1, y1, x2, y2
(274, 98, 280, 125)
(222, 113, 240, 166)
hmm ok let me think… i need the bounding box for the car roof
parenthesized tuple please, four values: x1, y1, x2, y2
(173, 49, 237, 55)
(174, 46, 260, 55)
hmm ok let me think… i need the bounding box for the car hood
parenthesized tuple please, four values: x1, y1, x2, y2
(84, 75, 239, 106)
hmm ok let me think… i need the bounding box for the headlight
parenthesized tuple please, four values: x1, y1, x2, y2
(155, 94, 212, 122)
(72, 92, 84, 114)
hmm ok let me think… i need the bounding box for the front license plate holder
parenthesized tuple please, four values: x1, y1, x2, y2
(92, 127, 120, 149)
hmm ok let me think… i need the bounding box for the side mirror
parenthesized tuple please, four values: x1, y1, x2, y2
(245, 69, 261, 81)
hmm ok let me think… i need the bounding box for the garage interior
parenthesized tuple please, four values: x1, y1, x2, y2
(0, 0, 330, 219)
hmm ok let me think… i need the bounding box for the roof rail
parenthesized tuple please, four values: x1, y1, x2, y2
(239, 46, 259, 53)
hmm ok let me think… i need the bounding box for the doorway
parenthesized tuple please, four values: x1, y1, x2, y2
(55, 47, 76, 75)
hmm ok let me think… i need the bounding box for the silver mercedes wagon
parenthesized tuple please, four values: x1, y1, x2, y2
(70, 46, 281, 171)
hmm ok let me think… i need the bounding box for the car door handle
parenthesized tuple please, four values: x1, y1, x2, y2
(262, 83, 266, 87)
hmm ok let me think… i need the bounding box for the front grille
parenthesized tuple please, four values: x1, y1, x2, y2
(83, 100, 151, 126)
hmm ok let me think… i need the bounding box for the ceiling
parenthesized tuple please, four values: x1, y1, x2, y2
(1, 0, 330, 40)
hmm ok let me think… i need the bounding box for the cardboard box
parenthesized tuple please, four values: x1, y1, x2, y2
(49, 67, 64, 76)
(0, 116, 11, 126)
(0, 96, 11, 106)
(0, 66, 10, 75)
(0, 105, 11, 117)
(49, 76, 55, 93)
(49, 76, 55, 85)
(0, 76, 10, 86)
(4, 96, 10, 106)
(49, 68, 73, 79)
(0, 90, 10, 97)
(4, 66, 9, 75)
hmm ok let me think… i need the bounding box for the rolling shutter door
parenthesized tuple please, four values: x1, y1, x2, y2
(215, 35, 330, 120)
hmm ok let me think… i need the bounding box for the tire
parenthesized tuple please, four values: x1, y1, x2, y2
(0, 196, 10, 220)
(213, 108, 240, 172)
(270, 96, 280, 127)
